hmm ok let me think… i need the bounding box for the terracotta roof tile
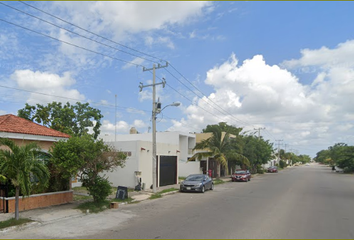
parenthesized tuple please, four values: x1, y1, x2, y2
(0, 114, 70, 138)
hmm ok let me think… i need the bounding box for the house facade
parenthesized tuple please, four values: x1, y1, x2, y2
(0, 114, 72, 213)
(194, 132, 236, 178)
(101, 130, 200, 189)
(0, 114, 70, 151)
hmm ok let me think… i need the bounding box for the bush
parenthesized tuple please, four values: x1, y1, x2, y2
(82, 176, 112, 203)
(256, 165, 264, 174)
(279, 160, 287, 169)
(343, 167, 354, 174)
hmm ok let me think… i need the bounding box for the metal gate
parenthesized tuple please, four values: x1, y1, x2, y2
(159, 156, 177, 187)
(0, 182, 9, 213)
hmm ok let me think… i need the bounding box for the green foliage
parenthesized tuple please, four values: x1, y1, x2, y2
(18, 101, 103, 139)
(213, 178, 225, 185)
(236, 134, 273, 173)
(191, 123, 249, 169)
(76, 200, 110, 213)
(203, 122, 242, 136)
(0, 218, 33, 230)
(0, 138, 50, 220)
(257, 165, 264, 174)
(50, 135, 126, 202)
(82, 176, 112, 202)
(314, 143, 354, 173)
(279, 160, 287, 168)
(149, 188, 178, 199)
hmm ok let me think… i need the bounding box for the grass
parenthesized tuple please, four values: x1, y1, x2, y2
(213, 178, 225, 185)
(73, 194, 92, 201)
(0, 218, 33, 230)
(110, 197, 134, 204)
(76, 200, 110, 213)
(149, 188, 179, 199)
(72, 186, 88, 194)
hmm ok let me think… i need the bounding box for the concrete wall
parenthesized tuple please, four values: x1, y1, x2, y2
(178, 160, 202, 177)
(1, 191, 73, 213)
(103, 140, 180, 189)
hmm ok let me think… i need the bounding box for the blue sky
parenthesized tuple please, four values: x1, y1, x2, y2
(1, 1, 354, 158)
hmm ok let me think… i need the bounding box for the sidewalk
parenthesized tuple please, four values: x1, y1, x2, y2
(0, 176, 232, 231)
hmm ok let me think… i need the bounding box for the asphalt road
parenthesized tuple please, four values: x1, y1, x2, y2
(3, 163, 354, 239)
(85, 163, 354, 239)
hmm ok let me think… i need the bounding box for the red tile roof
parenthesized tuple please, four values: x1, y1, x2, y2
(0, 114, 70, 138)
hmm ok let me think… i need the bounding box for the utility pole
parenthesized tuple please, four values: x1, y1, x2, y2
(115, 94, 117, 143)
(275, 139, 283, 163)
(254, 127, 265, 138)
(140, 62, 168, 193)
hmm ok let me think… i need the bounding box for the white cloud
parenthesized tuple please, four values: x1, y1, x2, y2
(133, 119, 148, 129)
(10, 70, 85, 105)
(170, 46, 354, 156)
(101, 119, 130, 134)
(122, 57, 145, 69)
(282, 40, 354, 70)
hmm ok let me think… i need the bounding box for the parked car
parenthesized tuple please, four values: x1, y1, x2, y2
(231, 170, 251, 182)
(180, 174, 214, 193)
(267, 166, 278, 173)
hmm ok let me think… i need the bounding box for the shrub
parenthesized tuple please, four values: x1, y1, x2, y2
(343, 167, 354, 174)
(82, 176, 112, 203)
(279, 160, 287, 169)
(256, 165, 264, 174)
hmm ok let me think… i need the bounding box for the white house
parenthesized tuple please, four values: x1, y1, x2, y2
(102, 130, 200, 189)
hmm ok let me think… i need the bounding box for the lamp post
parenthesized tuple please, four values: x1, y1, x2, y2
(152, 101, 180, 193)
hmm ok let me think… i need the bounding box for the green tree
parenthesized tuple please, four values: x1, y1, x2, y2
(0, 138, 49, 220)
(336, 146, 354, 172)
(314, 149, 330, 164)
(50, 135, 126, 202)
(237, 135, 273, 173)
(18, 101, 103, 139)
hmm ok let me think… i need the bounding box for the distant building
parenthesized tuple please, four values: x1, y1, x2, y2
(101, 130, 199, 189)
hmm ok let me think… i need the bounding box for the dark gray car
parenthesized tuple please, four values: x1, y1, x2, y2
(180, 174, 214, 193)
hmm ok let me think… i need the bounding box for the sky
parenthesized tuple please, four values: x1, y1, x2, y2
(1, 1, 354, 158)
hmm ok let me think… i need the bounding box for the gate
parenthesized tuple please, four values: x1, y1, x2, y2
(159, 156, 177, 187)
(0, 181, 9, 213)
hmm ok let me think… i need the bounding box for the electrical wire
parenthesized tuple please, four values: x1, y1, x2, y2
(0, 18, 144, 68)
(17, 1, 164, 63)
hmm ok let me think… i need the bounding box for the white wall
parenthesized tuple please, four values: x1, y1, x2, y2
(103, 140, 180, 189)
(104, 141, 141, 189)
(178, 159, 202, 177)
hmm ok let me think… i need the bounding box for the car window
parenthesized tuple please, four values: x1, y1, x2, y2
(235, 171, 246, 174)
(186, 175, 203, 181)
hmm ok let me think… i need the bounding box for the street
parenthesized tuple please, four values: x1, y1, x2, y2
(2, 164, 354, 239)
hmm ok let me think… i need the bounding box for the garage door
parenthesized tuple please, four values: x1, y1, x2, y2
(159, 156, 177, 187)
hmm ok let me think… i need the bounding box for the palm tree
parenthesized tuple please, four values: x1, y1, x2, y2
(190, 127, 249, 175)
(0, 138, 50, 220)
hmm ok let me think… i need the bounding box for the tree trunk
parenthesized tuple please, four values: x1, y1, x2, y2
(15, 187, 20, 220)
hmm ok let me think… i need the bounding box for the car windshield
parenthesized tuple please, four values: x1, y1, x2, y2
(185, 175, 203, 181)
(235, 171, 246, 174)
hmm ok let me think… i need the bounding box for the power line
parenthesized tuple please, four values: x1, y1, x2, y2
(17, 1, 164, 63)
(0, 2, 159, 65)
(0, 84, 151, 114)
(1, 2, 287, 146)
(3, 1, 253, 129)
(0, 18, 143, 68)
(4, 1, 252, 128)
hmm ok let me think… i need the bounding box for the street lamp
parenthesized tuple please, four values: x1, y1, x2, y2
(152, 101, 180, 193)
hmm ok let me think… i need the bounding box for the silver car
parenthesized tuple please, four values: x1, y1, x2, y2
(180, 174, 214, 193)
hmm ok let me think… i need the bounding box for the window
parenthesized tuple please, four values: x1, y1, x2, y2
(122, 151, 132, 157)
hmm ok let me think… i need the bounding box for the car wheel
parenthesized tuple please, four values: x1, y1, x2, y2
(210, 183, 214, 190)
(248, 178, 251, 181)
(231, 179, 234, 182)
(201, 185, 205, 193)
